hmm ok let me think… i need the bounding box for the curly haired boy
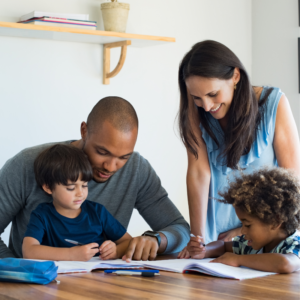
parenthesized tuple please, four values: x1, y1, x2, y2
(186, 167, 300, 273)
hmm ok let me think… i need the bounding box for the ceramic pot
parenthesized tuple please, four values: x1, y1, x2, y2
(101, 1, 130, 33)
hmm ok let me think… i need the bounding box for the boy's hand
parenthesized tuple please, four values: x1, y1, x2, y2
(177, 246, 191, 259)
(211, 252, 240, 267)
(70, 243, 99, 261)
(187, 236, 206, 259)
(99, 240, 117, 260)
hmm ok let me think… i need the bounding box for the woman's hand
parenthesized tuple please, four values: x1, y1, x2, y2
(177, 246, 191, 259)
(218, 227, 242, 242)
(210, 252, 240, 267)
(187, 235, 206, 259)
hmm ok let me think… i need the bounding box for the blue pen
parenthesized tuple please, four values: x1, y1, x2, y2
(104, 269, 160, 277)
(65, 239, 100, 251)
(65, 239, 84, 246)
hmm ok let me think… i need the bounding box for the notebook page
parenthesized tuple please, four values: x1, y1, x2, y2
(142, 259, 193, 273)
(55, 258, 142, 274)
(184, 260, 276, 280)
(142, 258, 275, 280)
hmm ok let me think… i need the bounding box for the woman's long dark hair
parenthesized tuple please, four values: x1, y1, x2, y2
(178, 40, 272, 169)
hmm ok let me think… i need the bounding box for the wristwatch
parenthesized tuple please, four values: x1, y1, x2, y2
(142, 231, 161, 247)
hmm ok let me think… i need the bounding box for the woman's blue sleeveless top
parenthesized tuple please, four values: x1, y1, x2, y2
(200, 87, 283, 243)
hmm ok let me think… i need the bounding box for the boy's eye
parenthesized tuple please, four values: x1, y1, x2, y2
(244, 225, 251, 228)
(82, 185, 88, 188)
(67, 188, 75, 191)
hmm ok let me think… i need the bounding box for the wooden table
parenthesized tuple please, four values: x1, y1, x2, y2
(0, 255, 299, 300)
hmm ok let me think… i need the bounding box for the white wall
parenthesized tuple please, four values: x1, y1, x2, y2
(0, 0, 252, 245)
(252, 0, 300, 130)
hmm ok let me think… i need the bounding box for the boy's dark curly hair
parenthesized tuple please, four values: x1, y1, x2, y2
(219, 167, 300, 235)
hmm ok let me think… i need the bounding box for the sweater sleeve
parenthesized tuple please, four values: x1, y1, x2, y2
(0, 154, 26, 258)
(135, 156, 190, 254)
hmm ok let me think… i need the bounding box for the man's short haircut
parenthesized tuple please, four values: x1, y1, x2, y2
(86, 96, 138, 134)
(34, 144, 93, 191)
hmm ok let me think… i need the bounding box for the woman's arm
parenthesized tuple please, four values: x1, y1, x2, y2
(185, 94, 211, 238)
(274, 94, 300, 175)
(22, 237, 100, 261)
(212, 252, 300, 273)
(187, 148, 211, 238)
(178, 95, 211, 259)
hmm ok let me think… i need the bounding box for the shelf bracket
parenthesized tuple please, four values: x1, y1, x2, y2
(103, 40, 131, 85)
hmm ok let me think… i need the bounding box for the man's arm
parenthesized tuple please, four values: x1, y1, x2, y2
(124, 156, 190, 261)
(0, 155, 26, 258)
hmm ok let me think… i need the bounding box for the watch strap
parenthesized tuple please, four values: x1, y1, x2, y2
(142, 231, 161, 247)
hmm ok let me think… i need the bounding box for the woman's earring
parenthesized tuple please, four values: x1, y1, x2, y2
(234, 83, 237, 90)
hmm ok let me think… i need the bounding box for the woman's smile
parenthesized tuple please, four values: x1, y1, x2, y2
(210, 103, 222, 113)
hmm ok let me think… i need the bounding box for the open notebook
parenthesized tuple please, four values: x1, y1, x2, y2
(55, 257, 140, 273)
(54, 258, 275, 280)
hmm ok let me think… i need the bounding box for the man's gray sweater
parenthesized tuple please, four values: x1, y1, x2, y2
(0, 141, 190, 258)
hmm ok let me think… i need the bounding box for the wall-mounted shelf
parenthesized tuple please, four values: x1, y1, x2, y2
(0, 21, 176, 84)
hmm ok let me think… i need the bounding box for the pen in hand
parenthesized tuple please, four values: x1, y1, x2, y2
(65, 239, 100, 251)
(190, 234, 206, 247)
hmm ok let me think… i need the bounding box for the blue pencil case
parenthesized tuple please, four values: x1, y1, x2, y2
(0, 258, 58, 284)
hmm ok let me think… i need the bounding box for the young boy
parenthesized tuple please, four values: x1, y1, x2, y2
(186, 167, 300, 273)
(22, 144, 132, 261)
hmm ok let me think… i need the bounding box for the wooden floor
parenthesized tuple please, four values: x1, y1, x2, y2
(0, 257, 299, 299)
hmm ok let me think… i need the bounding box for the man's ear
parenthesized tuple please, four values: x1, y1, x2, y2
(42, 184, 52, 195)
(80, 122, 88, 141)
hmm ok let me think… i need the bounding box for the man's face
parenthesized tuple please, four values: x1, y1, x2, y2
(82, 121, 138, 183)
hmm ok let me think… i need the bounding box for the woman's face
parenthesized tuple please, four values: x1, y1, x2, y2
(185, 71, 239, 120)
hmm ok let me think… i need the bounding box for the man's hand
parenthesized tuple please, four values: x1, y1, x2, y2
(99, 240, 117, 260)
(218, 227, 242, 242)
(122, 236, 159, 262)
(210, 252, 240, 267)
(69, 243, 100, 261)
(187, 235, 206, 259)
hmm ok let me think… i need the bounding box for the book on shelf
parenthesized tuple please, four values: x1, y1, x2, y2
(18, 19, 97, 30)
(52, 257, 276, 280)
(19, 17, 96, 26)
(20, 11, 89, 22)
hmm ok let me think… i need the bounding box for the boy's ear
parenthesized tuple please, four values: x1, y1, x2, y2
(42, 184, 52, 195)
(271, 221, 283, 231)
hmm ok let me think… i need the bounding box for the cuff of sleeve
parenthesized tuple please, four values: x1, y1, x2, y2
(160, 224, 190, 254)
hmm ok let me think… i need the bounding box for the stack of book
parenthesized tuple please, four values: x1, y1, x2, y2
(18, 11, 97, 30)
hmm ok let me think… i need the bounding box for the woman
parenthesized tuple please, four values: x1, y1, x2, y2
(177, 40, 300, 258)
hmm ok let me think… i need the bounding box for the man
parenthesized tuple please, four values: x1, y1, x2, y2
(0, 96, 190, 260)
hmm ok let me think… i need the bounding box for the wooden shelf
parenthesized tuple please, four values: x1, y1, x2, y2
(0, 21, 175, 84)
(0, 22, 175, 47)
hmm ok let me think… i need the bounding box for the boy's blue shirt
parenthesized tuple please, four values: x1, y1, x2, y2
(24, 200, 126, 248)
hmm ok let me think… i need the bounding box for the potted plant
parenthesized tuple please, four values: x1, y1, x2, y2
(101, 0, 130, 33)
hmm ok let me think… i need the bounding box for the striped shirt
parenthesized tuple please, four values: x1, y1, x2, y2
(232, 231, 300, 257)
